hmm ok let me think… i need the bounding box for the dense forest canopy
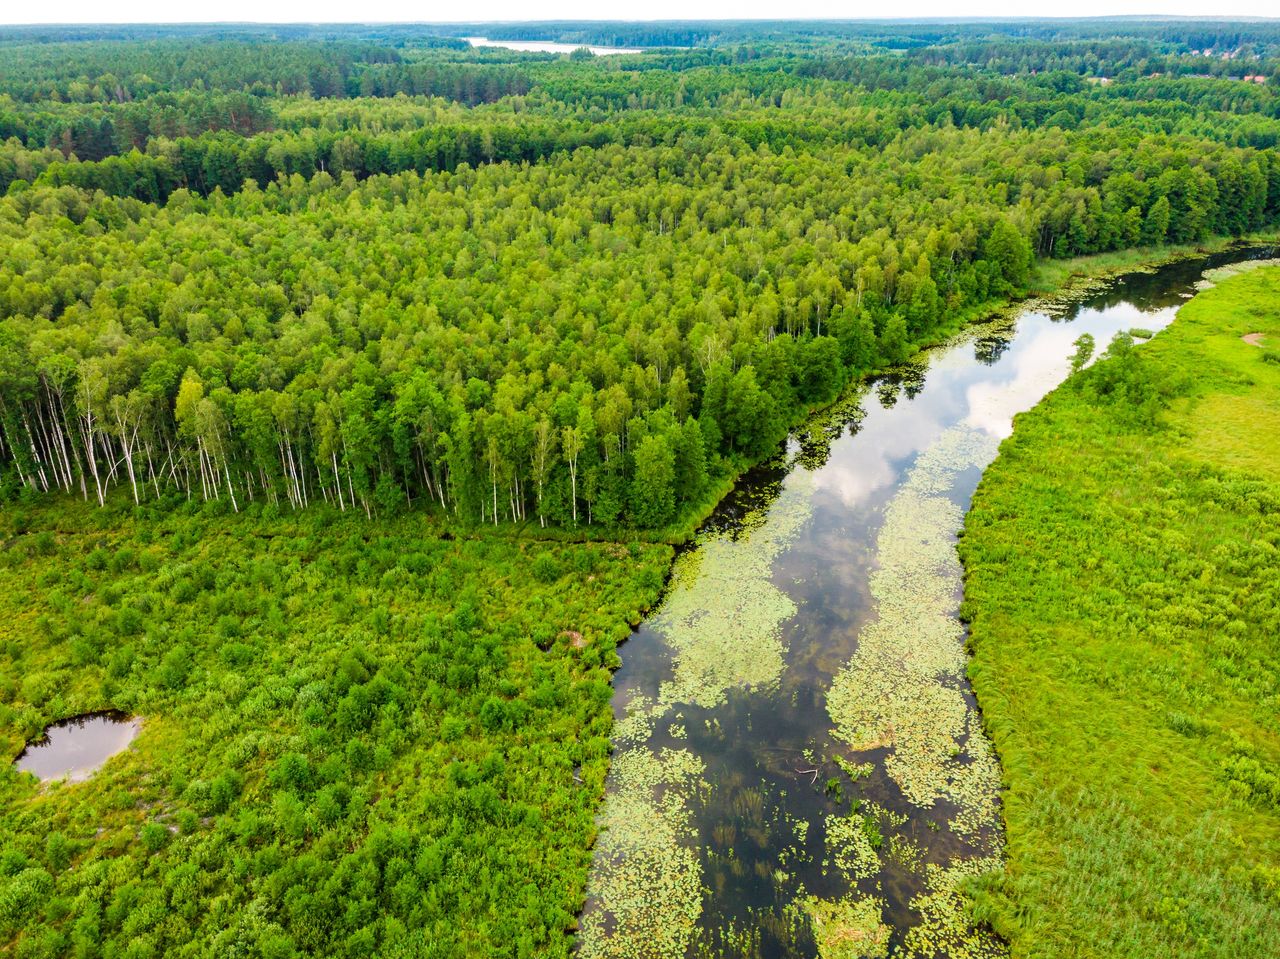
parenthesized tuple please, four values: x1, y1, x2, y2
(2, 21, 1278, 532)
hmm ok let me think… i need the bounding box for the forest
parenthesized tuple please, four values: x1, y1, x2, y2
(2, 25, 1279, 531)
(1, 18, 1279, 959)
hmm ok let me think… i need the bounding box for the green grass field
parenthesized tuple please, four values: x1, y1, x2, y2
(960, 265, 1280, 957)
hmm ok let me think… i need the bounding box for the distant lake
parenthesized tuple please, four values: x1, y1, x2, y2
(464, 37, 643, 55)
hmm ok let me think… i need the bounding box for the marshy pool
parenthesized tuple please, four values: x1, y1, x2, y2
(579, 246, 1277, 959)
(15, 711, 140, 783)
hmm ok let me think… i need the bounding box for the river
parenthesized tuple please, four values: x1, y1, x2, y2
(578, 246, 1277, 959)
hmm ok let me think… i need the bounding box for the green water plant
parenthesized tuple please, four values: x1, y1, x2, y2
(802, 894, 891, 959)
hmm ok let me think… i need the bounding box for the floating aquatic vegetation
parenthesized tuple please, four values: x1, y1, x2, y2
(823, 808, 881, 881)
(888, 832, 924, 873)
(585, 471, 817, 956)
(902, 860, 1005, 959)
(579, 746, 707, 959)
(835, 756, 874, 782)
(824, 423, 1008, 955)
(828, 425, 1002, 826)
(613, 692, 658, 746)
(794, 394, 868, 470)
(802, 894, 891, 959)
(1015, 273, 1119, 320)
(952, 708, 1004, 839)
(863, 799, 907, 832)
(651, 470, 815, 710)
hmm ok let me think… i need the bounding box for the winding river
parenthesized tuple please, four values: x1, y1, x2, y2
(579, 246, 1277, 959)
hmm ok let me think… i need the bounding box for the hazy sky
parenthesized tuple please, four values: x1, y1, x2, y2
(4, 3, 1279, 26)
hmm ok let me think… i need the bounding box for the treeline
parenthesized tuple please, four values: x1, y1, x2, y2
(434, 18, 1280, 53)
(0, 61, 528, 168)
(3, 31, 1280, 530)
(0, 91, 277, 160)
(0, 46, 538, 109)
(911, 38, 1280, 82)
(3, 44, 1278, 199)
(6, 19, 1280, 58)
(8, 80, 1280, 201)
(3, 123, 1277, 528)
(0, 40, 406, 104)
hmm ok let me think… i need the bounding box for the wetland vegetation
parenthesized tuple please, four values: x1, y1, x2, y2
(581, 246, 1276, 958)
(0, 499, 670, 957)
(960, 264, 1280, 958)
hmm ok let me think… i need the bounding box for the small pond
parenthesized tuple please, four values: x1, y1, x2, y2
(15, 711, 140, 783)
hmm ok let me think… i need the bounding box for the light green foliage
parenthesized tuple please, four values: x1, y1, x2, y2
(960, 266, 1280, 957)
(630, 434, 676, 530)
(578, 746, 706, 959)
(802, 893, 891, 959)
(984, 219, 1033, 291)
(1068, 333, 1096, 373)
(652, 471, 814, 709)
(1197, 257, 1280, 288)
(828, 425, 1002, 828)
(2, 22, 1280, 958)
(0, 500, 671, 958)
(902, 860, 1006, 959)
(5, 31, 1280, 528)
(823, 808, 882, 881)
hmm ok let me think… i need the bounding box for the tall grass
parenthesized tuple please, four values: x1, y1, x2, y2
(960, 266, 1280, 958)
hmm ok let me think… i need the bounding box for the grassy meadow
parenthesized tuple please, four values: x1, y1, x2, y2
(960, 265, 1280, 957)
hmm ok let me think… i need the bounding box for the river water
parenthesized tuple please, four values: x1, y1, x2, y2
(579, 246, 1276, 959)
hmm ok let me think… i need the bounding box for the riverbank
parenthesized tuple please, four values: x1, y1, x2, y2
(1027, 231, 1280, 294)
(958, 266, 1280, 956)
(672, 232, 1280, 545)
(578, 242, 1278, 959)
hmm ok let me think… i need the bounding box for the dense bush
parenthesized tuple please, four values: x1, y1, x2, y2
(0, 502, 671, 957)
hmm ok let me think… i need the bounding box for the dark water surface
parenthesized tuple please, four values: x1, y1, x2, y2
(580, 247, 1276, 959)
(14, 711, 140, 783)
